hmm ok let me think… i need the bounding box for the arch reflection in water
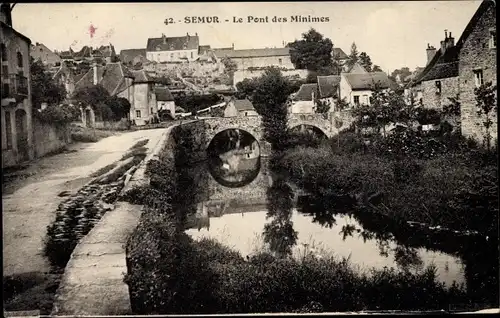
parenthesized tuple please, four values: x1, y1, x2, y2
(207, 128, 261, 188)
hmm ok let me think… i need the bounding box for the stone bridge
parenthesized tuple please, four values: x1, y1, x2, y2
(202, 112, 354, 156)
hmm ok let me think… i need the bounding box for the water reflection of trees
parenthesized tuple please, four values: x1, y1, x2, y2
(263, 175, 297, 257)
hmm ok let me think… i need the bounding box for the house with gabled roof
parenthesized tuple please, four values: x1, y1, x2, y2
(409, 30, 459, 110)
(224, 98, 258, 117)
(455, 0, 496, 143)
(146, 32, 199, 63)
(339, 71, 395, 106)
(30, 42, 61, 66)
(120, 48, 148, 66)
(52, 62, 76, 97)
(289, 83, 318, 114)
(74, 62, 157, 126)
(155, 86, 176, 120)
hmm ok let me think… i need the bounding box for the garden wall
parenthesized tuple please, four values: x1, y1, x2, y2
(94, 119, 131, 131)
(33, 117, 71, 158)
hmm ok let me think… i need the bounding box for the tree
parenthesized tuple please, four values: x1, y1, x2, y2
(221, 57, 237, 85)
(390, 67, 412, 84)
(474, 81, 497, 151)
(72, 84, 110, 109)
(316, 99, 330, 114)
(347, 42, 359, 69)
(30, 58, 67, 108)
(359, 52, 372, 72)
(252, 67, 294, 150)
(288, 28, 334, 71)
(106, 96, 131, 121)
(235, 78, 258, 100)
(372, 65, 383, 72)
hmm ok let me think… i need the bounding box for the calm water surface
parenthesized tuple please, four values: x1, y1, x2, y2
(186, 204, 466, 287)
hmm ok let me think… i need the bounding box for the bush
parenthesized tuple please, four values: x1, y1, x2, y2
(70, 126, 116, 143)
(34, 104, 80, 126)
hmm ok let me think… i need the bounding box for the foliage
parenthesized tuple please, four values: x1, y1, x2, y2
(474, 81, 497, 150)
(443, 94, 461, 116)
(30, 58, 67, 109)
(372, 65, 383, 72)
(72, 84, 110, 109)
(288, 28, 334, 71)
(235, 77, 258, 100)
(221, 56, 237, 75)
(252, 67, 295, 150)
(174, 93, 223, 113)
(389, 67, 412, 85)
(70, 126, 116, 143)
(106, 96, 131, 121)
(347, 42, 359, 69)
(315, 99, 330, 114)
(34, 103, 80, 125)
(358, 52, 372, 72)
(155, 76, 172, 86)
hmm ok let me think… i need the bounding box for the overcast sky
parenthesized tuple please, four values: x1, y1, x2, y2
(11, 1, 481, 73)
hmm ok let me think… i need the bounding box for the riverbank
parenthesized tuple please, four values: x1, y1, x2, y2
(123, 130, 472, 314)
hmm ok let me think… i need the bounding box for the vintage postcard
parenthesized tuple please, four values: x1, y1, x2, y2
(2, 1, 498, 316)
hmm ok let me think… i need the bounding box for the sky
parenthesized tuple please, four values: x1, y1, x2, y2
(11, 1, 482, 73)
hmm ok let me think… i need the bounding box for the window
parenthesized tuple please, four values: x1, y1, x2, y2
(2, 83, 9, 97)
(369, 96, 374, 105)
(490, 29, 496, 49)
(5, 110, 12, 149)
(474, 69, 484, 87)
(278, 58, 282, 65)
(17, 52, 23, 67)
(0, 43, 6, 61)
(136, 110, 141, 118)
(245, 112, 248, 116)
(191, 52, 193, 59)
(170, 53, 174, 59)
(435, 80, 442, 94)
(150, 107, 153, 114)
(363, 95, 369, 105)
(353, 95, 360, 105)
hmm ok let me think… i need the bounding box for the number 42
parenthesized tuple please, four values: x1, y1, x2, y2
(164, 18, 174, 25)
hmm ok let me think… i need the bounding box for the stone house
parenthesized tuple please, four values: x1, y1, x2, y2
(339, 72, 394, 106)
(409, 31, 459, 110)
(224, 98, 258, 117)
(57, 43, 117, 64)
(214, 47, 294, 71)
(146, 33, 199, 63)
(155, 86, 176, 119)
(289, 83, 318, 114)
(74, 62, 157, 126)
(1, 4, 34, 167)
(456, 0, 497, 143)
(30, 42, 61, 67)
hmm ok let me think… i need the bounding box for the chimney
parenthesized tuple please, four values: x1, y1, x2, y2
(232, 43, 234, 49)
(0, 3, 13, 26)
(445, 31, 455, 50)
(195, 32, 198, 36)
(426, 43, 437, 65)
(93, 62, 98, 85)
(162, 33, 166, 44)
(440, 29, 448, 52)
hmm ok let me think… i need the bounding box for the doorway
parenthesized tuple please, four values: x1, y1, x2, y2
(15, 108, 29, 162)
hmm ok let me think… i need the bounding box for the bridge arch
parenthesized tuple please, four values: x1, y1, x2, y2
(288, 124, 329, 139)
(206, 127, 262, 188)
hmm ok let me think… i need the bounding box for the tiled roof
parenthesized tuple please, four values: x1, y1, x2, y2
(120, 48, 146, 64)
(413, 46, 459, 84)
(131, 69, 153, 83)
(74, 46, 92, 60)
(92, 44, 116, 58)
(75, 63, 135, 95)
(344, 72, 393, 90)
(333, 47, 349, 60)
(0, 21, 31, 44)
(146, 35, 199, 52)
(293, 83, 318, 101)
(317, 75, 341, 98)
(155, 87, 174, 101)
(214, 47, 290, 59)
(233, 99, 255, 111)
(455, 0, 494, 51)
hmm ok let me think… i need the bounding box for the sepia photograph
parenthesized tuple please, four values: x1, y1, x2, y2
(1, 1, 498, 316)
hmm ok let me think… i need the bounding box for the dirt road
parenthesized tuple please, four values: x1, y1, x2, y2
(2, 128, 165, 277)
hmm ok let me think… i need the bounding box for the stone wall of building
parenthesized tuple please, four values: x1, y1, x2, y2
(459, 2, 497, 143)
(421, 76, 459, 110)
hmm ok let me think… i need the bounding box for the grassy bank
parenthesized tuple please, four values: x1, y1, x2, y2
(70, 126, 117, 143)
(124, 145, 469, 314)
(277, 131, 498, 237)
